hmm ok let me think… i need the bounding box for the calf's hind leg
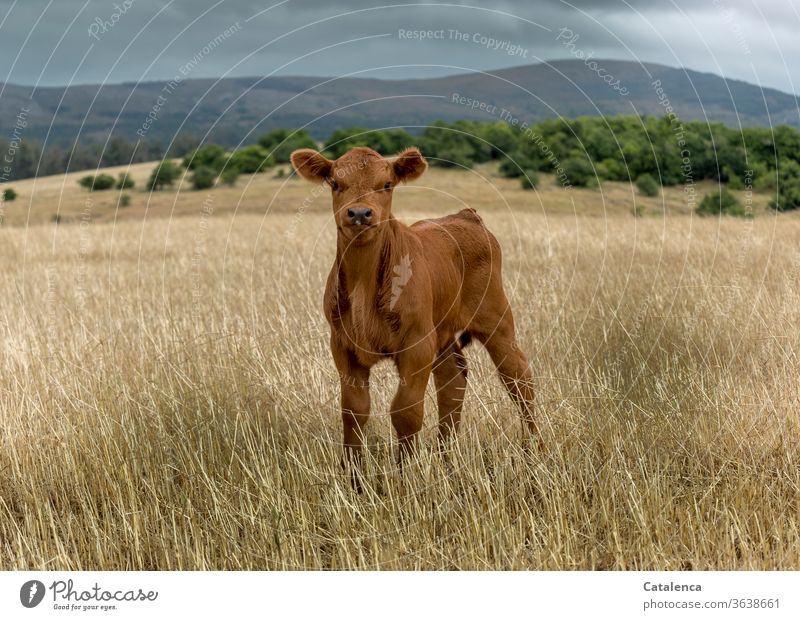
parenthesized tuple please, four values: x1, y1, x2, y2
(475, 310, 538, 438)
(432, 340, 468, 442)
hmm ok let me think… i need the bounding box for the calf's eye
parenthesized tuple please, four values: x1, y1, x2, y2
(383, 182, 392, 191)
(329, 179, 339, 191)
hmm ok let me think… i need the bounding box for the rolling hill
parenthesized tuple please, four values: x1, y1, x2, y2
(1, 59, 797, 149)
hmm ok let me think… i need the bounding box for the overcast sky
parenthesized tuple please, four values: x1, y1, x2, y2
(0, 0, 797, 94)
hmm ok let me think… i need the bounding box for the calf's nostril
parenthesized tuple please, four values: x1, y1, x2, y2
(347, 208, 356, 219)
(364, 209, 372, 219)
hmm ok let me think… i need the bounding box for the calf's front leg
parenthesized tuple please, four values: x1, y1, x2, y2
(390, 334, 435, 461)
(331, 338, 371, 487)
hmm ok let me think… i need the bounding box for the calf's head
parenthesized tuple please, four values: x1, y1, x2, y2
(290, 146, 427, 244)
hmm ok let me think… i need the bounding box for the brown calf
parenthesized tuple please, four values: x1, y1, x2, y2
(290, 146, 537, 472)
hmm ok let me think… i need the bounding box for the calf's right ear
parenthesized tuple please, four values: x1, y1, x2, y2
(290, 149, 333, 183)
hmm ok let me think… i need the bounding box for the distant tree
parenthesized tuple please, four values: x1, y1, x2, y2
(381, 129, 416, 153)
(500, 150, 540, 178)
(417, 121, 492, 167)
(3, 115, 800, 195)
(749, 162, 772, 191)
(13, 140, 43, 180)
(119, 193, 131, 207)
(498, 118, 567, 179)
(520, 171, 540, 190)
(183, 144, 227, 172)
(37, 142, 63, 177)
(142, 139, 166, 162)
(772, 124, 800, 162)
(102, 136, 135, 168)
(426, 144, 476, 168)
(191, 166, 216, 190)
(2, 188, 17, 201)
(219, 166, 240, 186)
(770, 178, 800, 212)
(68, 142, 103, 174)
(148, 160, 182, 191)
(635, 173, 660, 197)
(697, 188, 748, 217)
(258, 128, 317, 163)
(723, 165, 744, 189)
(481, 122, 519, 159)
(227, 146, 274, 174)
(561, 157, 596, 187)
(757, 159, 799, 193)
(323, 127, 415, 159)
(78, 174, 115, 191)
(116, 172, 134, 189)
(597, 158, 628, 182)
(169, 134, 202, 158)
(93, 174, 116, 190)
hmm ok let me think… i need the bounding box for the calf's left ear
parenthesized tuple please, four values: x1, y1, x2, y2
(290, 149, 332, 184)
(393, 147, 427, 182)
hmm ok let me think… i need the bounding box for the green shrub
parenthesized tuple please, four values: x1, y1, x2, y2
(562, 157, 596, 187)
(95, 174, 116, 190)
(116, 172, 134, 190)
(51, 213, 61, 224)
(119, 193, 131, 207)
(635, 173, 660, 197)
(416, 121, 493, 168)
(499, 157, 525, 178)
(769, 178, 800, 212)
(427, 145, 475, 169)
(481, 122, 519, 159)
(183, 144, 226, 172)
(78, 174, 115, 191)
(323, 127, 415, 159)
(148, 160, 183, 191)
(596, 158, 628, 182)
(520, 171, 540, 190)
(499, 150, 542, 179)
(724, 166, 744, 189)
(2, 188, 17, 201)
(750, 162, 773, 191)
(227, 146, 274, 174)
(219, 166, 240, 187)
(258, 129, 317, 163)
(191, 166, 216, 190)
(696, 188, 749, 217)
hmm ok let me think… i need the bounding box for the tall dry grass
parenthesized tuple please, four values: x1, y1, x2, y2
(0, 168, 799, 569)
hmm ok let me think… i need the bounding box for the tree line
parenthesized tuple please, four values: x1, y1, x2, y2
(0, 134, 199, 182)
(320, 117, 800, 212)
(6, 115, 800, 213)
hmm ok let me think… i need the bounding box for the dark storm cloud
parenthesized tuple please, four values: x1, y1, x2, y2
(0, 0, 797, 93)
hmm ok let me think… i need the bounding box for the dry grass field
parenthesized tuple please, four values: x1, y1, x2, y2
(0, 162, 798, 569)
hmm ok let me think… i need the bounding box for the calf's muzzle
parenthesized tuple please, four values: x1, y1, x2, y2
(346, 207, 373, 226)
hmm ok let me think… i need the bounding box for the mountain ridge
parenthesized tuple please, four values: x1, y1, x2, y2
(0, 59, 797, 148)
